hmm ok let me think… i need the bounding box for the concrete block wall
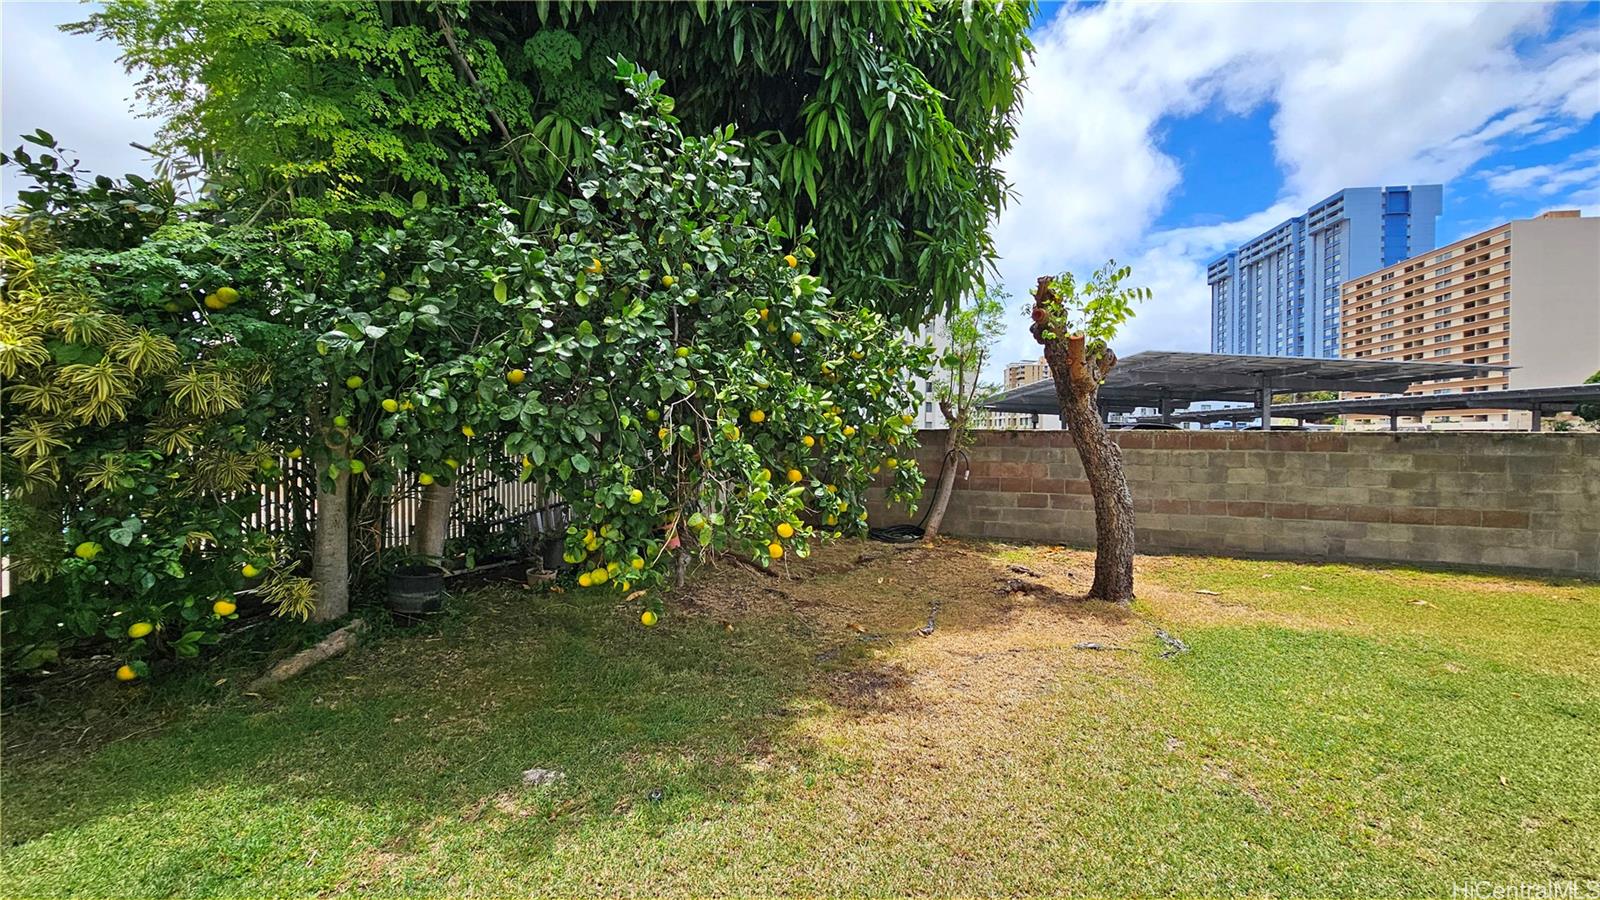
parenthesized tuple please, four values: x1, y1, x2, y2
(874, 430, 1599, 578)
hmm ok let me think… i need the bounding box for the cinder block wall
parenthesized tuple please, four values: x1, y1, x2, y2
(873, 430, 1599, 578)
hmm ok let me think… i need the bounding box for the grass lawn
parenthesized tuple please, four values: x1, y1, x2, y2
(3, 541, 1597, 897)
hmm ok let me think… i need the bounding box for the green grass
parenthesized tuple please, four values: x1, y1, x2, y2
(2, 544, 1597, 897)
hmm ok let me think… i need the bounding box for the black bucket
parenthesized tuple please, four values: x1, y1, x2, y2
(386, 565, 445, 620)
(541, 538, 566, 572)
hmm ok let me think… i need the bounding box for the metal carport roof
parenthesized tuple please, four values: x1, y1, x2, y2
(985, 351, 1504, 415)
(1142, 383, 1600, 431)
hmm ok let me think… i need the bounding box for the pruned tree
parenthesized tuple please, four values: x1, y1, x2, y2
(923, 287, 1005, 541)
(1029, 262, 1150, 602)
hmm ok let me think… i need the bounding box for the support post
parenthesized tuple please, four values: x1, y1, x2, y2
(1529, 404, 1542, 432)
(1258, 376, 1273, 432)
(1389, 412, 1399, 432)
(1159, 390, 1173, 425)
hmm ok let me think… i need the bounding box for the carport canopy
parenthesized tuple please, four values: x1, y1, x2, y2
(983, 350, 1504, 421)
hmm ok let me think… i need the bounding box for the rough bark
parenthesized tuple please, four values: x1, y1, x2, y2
(410, 481, 456, 560)
(921, 406, 964, 541)
(1030, 277, 1136, 602)
(247, 619, 366, 692)
(311, 467, 351, 622)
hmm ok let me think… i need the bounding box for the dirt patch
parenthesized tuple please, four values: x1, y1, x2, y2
(828, 662, 912, 710)
(673, 538, 1155, 776)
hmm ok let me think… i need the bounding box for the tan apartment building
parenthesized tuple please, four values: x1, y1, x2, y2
(1339, 210, 1599, 429)
(978, 357, 1060, 430)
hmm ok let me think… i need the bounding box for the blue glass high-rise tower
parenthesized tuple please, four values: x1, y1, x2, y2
(1208, 185, 1442, 357)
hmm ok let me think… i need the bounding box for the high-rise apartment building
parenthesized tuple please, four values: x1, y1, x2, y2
(1339, 210, 1599, 429)
(1210, 185, 1443, 358)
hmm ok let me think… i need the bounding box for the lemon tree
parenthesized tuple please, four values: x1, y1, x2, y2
(453, 63, 931, 612)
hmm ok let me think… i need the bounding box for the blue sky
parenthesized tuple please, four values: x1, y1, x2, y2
(990, 1, 1599, 371)
(4, 1, 1597, 374)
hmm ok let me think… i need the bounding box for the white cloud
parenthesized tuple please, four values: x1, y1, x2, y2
(1, 2, 157, 206)
(989, 1, 1598, 377)
(1480, 146, 1600, 211)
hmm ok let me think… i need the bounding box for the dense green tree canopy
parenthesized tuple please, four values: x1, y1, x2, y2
(81, 0, 1033, 323)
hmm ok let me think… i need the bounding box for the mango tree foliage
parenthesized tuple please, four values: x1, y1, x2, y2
(80, 0, 1033, 324)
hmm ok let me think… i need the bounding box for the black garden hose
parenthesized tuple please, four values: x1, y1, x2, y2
(868, 447, 969, 543)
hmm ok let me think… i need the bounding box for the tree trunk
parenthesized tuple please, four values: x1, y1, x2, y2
(311, 467, 350, 622)
(1030, 278, 1136, 602)
(410, 481, 455, 561)
(921, 409, 964, 541)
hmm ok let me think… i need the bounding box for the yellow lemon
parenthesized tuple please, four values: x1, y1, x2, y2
(215, 286, 240, 305)
(74, 541, 102, 561)
(445, 458, 459, 469)
(242, 563, 261, 578)
(203, 293, 226, 311)
(749, 409, 766, 423)
(784, 254, 798, 268)
(826, 514, 838, 525)
(116, 664, 138, 682)
(646, 409, 660, 421)
(786, 468, 803, 483)
(776, 523, 795, 539)
(802, 435, 815, 447)
(851, 350, 864, 360)
(886, 458, 899, 469)
(592, 568, 610, 585)
(661, 274, 676, 287)
(758, 308, 769, 320)
(631, 557, 645, 570)
(346, 375, 364, 389)
(213, 598, 237, 616)
(768, 542, 784, 559)
(789, 332, 802, 346)
(641, 610, 658, 627)
(825, 484, 838, 494)
(128, 621, 154, 639)
(461, 425, 475, 438)
(606, 561, 620, 575)
(286, 447, 303, 459)
(578, 572, 593, 588)
(587, 257, 604, 275)
(658, 426, 670, 440)
(507, 368, 526, 384)
(419, 472, 435, 486)
(628, 489, 644, 505)
(675, 347, 689, 358)
(902, 414, 915, 425)
(843, 426, 856, 437)
(382, 398, 399, 413)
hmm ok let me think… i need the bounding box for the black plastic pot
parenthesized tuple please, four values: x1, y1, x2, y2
(540, 538, 566, 572)
(386, 565, 445, 619)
